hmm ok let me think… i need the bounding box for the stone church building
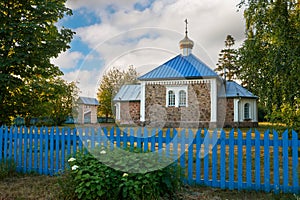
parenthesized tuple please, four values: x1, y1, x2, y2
(114, 24, 258, 128)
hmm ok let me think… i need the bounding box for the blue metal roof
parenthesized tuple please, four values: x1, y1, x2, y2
(138, 54, 218, 80)
(78, 97, 99, 105)
(113, 84, 141, 101)
(225, 81, 258, 99)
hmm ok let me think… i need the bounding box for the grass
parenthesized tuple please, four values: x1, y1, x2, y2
(0, 174, 298, 200)
(0, 174, 60, 200)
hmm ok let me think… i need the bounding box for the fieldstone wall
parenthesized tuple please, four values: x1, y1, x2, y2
(144, 83, 211, 128)
(120, 101, 140, 124)
(224, 98, 234, 124)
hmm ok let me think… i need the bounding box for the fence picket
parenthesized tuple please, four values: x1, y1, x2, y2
(50, 127, 54, 175)
(255, 129, 261, 190)
(18, 127, 23, 172)
(212, 129, 218, 187)
(91, 128, 95, 149)
(143, 128, 148, 152)
(220, 129, 226, 189)
(4, 126, 8, 160)
(264, 130, 270, 192)
(246, 129, 252, 189)
(229, 129, 235, 189)
(282, 130, 289, 192)
(150, 129, 156, 152)
(8, 126, 14, 159)
(44, 127, 48, 175)
(273, 130, 279, 193)
(158, 129, 163, 152)
(173, 129, 178, 164)
(0, 126, 299, 194)
(0, 126, 2, 160)
(187, 129, 194, 183)
(39, 127, 43, 174)
(292, 130, 298, 193)
(34, 127, 38, 172)
(55, 127, 60, 173)
(166, 128, 171, 158)
(72, 127, 77, 154)
(13, 126, 18, 164)
(28, 127, 33, 172)
(61, 128, 65, 172)
(137, 128, 142, 149)
(237, 129, 243, 190)
(109, 127, 114, 149)
(180, 129, 186, 173)
(195, 129, 201, 184)
(203, 129, 209, 186)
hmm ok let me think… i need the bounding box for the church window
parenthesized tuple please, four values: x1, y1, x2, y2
(244, 103, 250, 119)
(166, 86, 188, 107)
(168, 90, 175, 106)
(179, 90, 186, 106)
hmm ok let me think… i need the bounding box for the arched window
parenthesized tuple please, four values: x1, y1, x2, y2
(179, 90, 186, 106)
(244, 103, 250, 119)
(168, 90, 175, 106)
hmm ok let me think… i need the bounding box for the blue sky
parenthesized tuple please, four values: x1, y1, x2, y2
(51, 0, 245, 97)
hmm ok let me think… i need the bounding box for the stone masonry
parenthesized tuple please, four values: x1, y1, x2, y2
(144, 83, 211, 128)
(120, 101, 140, 124)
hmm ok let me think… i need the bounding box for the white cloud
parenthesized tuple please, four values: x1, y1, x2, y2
(63, 69, 101, 98)
(63, 0, 246, 94)
(51, 50, 84, 70)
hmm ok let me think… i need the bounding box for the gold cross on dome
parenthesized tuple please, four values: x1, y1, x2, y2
(184, 19, 188, 35)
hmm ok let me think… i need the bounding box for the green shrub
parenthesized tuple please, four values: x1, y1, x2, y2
(0, 159, 17, 180)
(61, 147, 183, 200)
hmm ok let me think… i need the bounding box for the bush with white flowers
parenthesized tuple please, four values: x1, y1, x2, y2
(62, 147, 183, 200)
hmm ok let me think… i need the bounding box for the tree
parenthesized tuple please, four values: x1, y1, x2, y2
(13, 77, 79, 126)
(215, 35, 238, 80)
(0, 0, 74, 124)
(97, 66, 138, 121)
(237, 0, 300, 123)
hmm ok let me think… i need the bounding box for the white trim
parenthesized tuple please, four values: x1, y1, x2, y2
(166, 85, 188, 107)
(145, 79, 211, 85)
(233, 98, 258, 122)
(233, 98, 240, 122)
(210, 79, 217, 122)
(115, 102, 120, 121)
(244, 103, 250, 119)
(140, 82, 146, 122)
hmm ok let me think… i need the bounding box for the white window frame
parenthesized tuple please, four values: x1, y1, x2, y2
(168, 90, 175, 106)
(166, 86, 188, 107)
(179, 90, 187, 107)
(244, 103, 251, 119)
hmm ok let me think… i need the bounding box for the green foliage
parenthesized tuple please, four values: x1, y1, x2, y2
(62, 147, 182, 200)
(215, 35, 238, 80)
(0, 159, 17, 180)
(15, 77, 79, 126)
(0, 0, 75, 125)
(237, 0, 300, 125)
(97, 66, 138, 120)
(267, 99, 300, 131)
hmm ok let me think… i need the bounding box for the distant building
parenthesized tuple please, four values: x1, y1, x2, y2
(77, 97, 99, 124)
(113, 21, 258, 128)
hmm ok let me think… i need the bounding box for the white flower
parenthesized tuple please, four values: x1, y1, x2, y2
(68, 157, 76, 162)
(100, 150, 106, 154)
(71, 165, 79, 170)
(122, 173, 128, 177)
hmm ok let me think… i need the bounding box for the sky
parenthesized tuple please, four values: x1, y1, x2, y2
(51, 0, 246, 98)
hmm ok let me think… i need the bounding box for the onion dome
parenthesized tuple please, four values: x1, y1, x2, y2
(179, 19, 194, 56)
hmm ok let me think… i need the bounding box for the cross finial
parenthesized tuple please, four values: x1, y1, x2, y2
(184, 19, 188, 36)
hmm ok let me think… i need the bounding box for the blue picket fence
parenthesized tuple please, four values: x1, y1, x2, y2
(0, 126, 299, 194)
